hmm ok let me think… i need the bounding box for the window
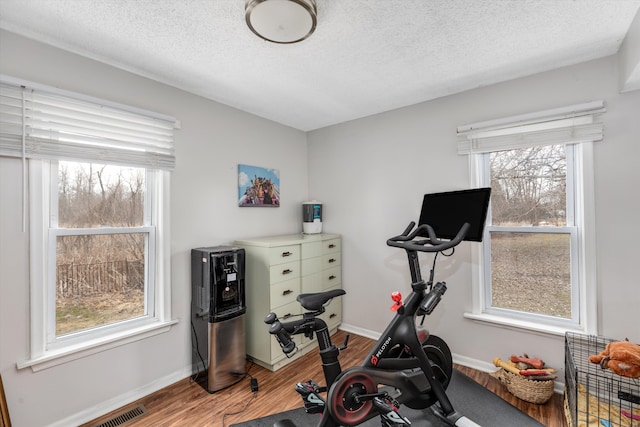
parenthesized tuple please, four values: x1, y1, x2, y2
(51, 161, 153, 342)
(457, 102, 602, 334)
(482, 145, 578, 323)
(0, 76, 178, 370)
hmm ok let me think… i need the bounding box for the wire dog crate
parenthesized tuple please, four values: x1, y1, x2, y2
(565, 332, 640, 427)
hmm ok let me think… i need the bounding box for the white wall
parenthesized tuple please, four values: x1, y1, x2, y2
(308, 55, 640, 377)
(2, 28, 640, 427)
(0, 30, 308, 427)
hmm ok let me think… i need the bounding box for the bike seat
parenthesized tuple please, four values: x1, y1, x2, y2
(297, 289, 346, 311)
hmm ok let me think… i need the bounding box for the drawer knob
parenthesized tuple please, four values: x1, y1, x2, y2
(329, 275, 336, 280)
(328, 244, 335, 249)
(328, 258, 336, 263)
(282, 251, 292, 257)
(329, 313, 337, 319)
(282, 269, 292, 275)
(282, 313, 293, 319)
(283, 289, 293, 296)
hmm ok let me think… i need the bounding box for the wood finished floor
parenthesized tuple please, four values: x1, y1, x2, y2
(82, 331, 566, 427)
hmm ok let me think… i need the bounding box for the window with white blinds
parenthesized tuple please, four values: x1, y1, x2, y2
(0, 76, 176, 170)
(458, 101, 601, 335)
(456, 100, 605, 155)
(3, 75, 178, 371)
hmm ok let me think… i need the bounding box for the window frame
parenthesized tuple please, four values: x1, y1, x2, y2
(47, 159, 158, 347)
(19, 160, 176, 372)
(465, 143, 597, 336)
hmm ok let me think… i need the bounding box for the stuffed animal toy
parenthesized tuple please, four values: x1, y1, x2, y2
(588, 340, 640, 378)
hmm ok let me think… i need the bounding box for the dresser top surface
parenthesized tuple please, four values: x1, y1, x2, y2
(234, 233, 340, 247)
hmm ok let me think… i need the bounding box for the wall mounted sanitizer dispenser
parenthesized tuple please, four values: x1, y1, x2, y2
(303, 200, 322, 234)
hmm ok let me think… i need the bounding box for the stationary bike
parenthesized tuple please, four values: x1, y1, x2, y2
(264, 221, 481, 427)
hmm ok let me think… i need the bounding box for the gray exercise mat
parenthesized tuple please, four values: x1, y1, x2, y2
(231, 369, 545, 426)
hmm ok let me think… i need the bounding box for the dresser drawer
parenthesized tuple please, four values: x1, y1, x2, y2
(301, 273, 323, 294)
(270, 278, 300, 308)
(269, 245, 300, 265)
(269, 260, 300, 283)
(323, 238, 341, 254)
(323, 266, 341, 289)
(322, 253, 340, 268)
(301, 256, 322, 276)
(301, 241, 322, 259)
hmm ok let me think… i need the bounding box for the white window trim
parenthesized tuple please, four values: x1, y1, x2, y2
(464, 143, 597, 336)
(18, 160, 177, 372)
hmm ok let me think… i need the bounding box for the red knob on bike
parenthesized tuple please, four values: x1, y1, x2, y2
(390, 291, 403, 311)
(391, 291, 402, 303)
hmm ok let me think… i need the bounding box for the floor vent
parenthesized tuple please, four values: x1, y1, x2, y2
(89, 404, 148, 427)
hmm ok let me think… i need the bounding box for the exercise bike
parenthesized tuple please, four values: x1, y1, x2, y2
(264, 221, 481, 427)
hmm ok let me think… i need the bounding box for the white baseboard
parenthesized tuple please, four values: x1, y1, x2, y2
(451, 353, 496, 373)
(339, 323, 381, 341)
(47, 366, 193, 427)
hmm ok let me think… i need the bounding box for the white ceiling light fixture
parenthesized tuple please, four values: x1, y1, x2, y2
(245, 0, 317, 44)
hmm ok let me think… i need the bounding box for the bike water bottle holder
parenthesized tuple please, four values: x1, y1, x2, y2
(420, 281, 447, 314)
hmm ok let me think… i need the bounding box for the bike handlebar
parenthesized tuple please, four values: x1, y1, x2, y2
(386, 221, 470, 253)
(268, 320, 296, 354)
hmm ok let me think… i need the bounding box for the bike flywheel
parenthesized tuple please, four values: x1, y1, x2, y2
(327, 370, 377, 426)
(404, 334, 453, 410)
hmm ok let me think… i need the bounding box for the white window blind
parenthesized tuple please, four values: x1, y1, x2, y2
(0, 76, 176, 170)
(456, 100, 605, 155)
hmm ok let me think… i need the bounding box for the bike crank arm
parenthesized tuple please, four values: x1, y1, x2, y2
(353, 391, 389, 403)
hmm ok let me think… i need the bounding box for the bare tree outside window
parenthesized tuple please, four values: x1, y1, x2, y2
(58, 162, 145, 228)
(55, 161, 147, 336)
(488, 146, 572, 319)
(490, 145, 567, 227)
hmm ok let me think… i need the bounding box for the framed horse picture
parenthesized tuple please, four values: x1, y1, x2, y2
(238, 164, 280, 207)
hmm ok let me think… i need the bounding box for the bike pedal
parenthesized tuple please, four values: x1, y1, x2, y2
(294, 382, 311, 396)
(303, 402, 325, 414)
(373, 397, 411, 426)
(295, 380, 326, 414)
(301, 391, 325, 414)
(307, 379, 322, 392)
(294, 380, 320, 396)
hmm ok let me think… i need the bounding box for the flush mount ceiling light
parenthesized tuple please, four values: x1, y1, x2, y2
(245, 0, 317, 44)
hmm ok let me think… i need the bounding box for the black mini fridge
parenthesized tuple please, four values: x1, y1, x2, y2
(191, 246, 246, 393)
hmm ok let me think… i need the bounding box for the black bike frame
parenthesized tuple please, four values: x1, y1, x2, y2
(363, 249, 454, 413)
(277, 252, 456, 427)
(272, 222, 473, 427)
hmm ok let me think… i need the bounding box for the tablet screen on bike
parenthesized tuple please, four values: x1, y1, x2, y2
(418, 187, 491, 242)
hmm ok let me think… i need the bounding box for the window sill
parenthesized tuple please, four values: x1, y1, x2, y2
(463, 312, 587, 337)
(17, 319, 179, 372)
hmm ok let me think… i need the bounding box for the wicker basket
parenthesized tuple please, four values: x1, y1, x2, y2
(491, 368, 555, 404)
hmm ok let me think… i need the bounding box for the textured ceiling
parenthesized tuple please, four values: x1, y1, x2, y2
(1, 0, 639, 131)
